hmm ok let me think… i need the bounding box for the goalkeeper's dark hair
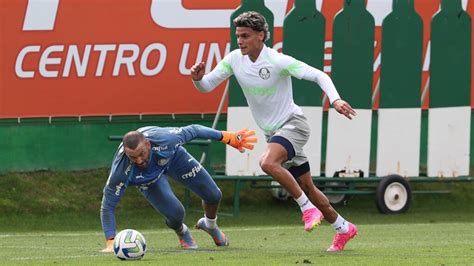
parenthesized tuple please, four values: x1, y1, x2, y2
(233, 11, 270, 42)
(123, 131, 145, 150)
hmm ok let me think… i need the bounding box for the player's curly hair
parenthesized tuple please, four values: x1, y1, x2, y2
(233, 11, 270, 42)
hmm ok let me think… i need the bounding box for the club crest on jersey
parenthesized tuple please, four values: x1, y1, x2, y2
(158, 158, 169, 166)
(259, 67, 270, 80)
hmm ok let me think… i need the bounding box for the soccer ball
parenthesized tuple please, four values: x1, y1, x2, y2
(271, 181, 290, 201)
(113, 229, 147, 260)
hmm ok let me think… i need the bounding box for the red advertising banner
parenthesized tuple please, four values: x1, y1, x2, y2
(0, 0, 472, 118)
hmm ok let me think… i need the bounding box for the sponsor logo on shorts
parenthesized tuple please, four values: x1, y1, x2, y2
(181, 164, 202, 179)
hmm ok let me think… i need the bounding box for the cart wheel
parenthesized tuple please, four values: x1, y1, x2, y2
(327, 193, 348, 205)
(376, 175, 411, 214)
(325, 182, 348, 205)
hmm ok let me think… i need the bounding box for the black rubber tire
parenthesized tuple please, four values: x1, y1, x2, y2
(327, 193, 349, 205)
(375, 175, 412, 214)
(324, 182, 349, 205)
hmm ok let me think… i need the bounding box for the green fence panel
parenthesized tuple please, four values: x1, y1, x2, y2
(3, 112, 474, 174)
(282, 0, 325, 106)
(0, 115, 226, 173)
(430, 0, 471, 108)
(228, 0, 274, 107)
(331, 0, 374, 109)
(379, 0, 423, 108)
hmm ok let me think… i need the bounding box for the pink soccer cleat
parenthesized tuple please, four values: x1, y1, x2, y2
(327, 223, 358, 252)
(302, 208, 324, 232)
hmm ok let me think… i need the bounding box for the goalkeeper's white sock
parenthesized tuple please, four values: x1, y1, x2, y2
(204, 215, 217, 229)
(295, 193, 316, 212)
(177, 224, 189, 235)
(331, 215, 349, 234)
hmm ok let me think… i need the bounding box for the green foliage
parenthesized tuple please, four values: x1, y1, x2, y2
(0, 170, 104, 214)
(0, 169, 160, 215)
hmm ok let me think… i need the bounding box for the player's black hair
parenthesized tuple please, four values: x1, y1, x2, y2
(233, 11, 270, 41)
(123, 131, 145, 150)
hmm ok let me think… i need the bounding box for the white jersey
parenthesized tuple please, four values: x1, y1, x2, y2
(193, 45, 340, 134)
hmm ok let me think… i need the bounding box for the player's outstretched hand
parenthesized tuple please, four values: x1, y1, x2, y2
(100, 239, 114, 253)
(221, 128, 257, 152)
(333, 99, 357, 120)
(190, 62, 206, 81)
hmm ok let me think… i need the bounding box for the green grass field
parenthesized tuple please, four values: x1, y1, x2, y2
(0, 170, 473, 265)
(2, 222, 473, 265)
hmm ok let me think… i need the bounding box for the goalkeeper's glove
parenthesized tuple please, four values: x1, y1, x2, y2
(220, 128, 257, 152)
(100, 238, 114, 253)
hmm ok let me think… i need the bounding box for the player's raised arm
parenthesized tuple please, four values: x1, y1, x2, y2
(280, 55, 356, 120)
(191, 53, 235, 93)
(190, 62, 206, 81)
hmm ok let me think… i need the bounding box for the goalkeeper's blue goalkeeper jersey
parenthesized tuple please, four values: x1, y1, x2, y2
(100, 125, 221, 239)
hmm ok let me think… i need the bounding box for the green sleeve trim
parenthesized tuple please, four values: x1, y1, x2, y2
(217, 61, 233, 75)
(280, 61, 304, 77)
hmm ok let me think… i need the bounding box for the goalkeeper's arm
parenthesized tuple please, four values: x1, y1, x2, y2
(176, 125, 257, 152)
(99, 175, 126, 253)
(100, 189, 119, 253)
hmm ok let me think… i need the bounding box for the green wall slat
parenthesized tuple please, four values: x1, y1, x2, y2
(282, 0, 325, 107)
(430, 0, 471, 108)
(228, 0, 274, 107)
(331, 0, 374, 109)
(380, 0, 423, 108)
(3, 110, 474, 173)
(0, 115, 226, 173)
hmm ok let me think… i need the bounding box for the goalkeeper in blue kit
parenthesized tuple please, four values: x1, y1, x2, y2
(100, 125, 256, 252)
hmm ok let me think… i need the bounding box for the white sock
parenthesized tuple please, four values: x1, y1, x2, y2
(331, 215, 349, 234)
(204, 215, 217, 229)
(177, 224, 188, 235)
(294, 193, 316, 212)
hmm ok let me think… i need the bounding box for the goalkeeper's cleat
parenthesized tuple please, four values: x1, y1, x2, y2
(327, 223, 358, 252)
(195, 218, 229, 246)
(302, 208, 324, 232)
(100, 239, 114, 253)
(177, 226, 198, 250)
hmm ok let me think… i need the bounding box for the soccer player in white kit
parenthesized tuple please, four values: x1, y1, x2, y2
(191, 11, 358, 252)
